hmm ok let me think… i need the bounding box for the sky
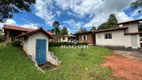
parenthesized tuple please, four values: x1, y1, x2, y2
(0, 0, 142, 33)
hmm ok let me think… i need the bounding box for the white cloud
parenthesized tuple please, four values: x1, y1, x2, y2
(5, 19, 17, 25)
(34, 0, 55, 26)
(56, 11, 61, 17)
(33, 0, 135, 29)
(0, 19, 38, 29)
(63, 19, 83, 30)
(19, 23, 38, 29)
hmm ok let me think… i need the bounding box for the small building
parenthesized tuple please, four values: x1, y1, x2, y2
(3, 24, 34, 42)
(59, 34, 76, 42)
(75, 31, 96, 45)
(17, 28, 55, 65)
(95, 19, 142, 49)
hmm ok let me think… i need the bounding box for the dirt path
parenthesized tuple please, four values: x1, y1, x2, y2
(102, 51, 142, 80)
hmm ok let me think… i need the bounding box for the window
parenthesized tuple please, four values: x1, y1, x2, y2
(82, 35, 87, 40)
(63, 37, 65, 40)
(104, 33, 112, 39)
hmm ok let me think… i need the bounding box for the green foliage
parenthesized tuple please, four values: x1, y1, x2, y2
(50, 21, 61, 35)
(91, 26, 96, 31)
(98, 14, 119, 30)
(61, 26, 68, 35)
(0, 0, 35, 21)
(131, 0, 142, 13)
(11, 41, 22, 47)
(0, 45, 115, 80)
(49, 41, 88, 46)
(0, 42, 6, 47)
(0, 35, 4, 42)
(77, 27, 88, 33)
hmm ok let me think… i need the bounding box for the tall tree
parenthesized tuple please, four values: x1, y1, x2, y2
(0, 0, 35, 22)
(131, 0, 142, 13)
(77, 27, 87, 33)
(98, 14, 119, 30)
(52, 21, 61, 35)
(61, 26, 68, 35)
(91, 26, 96, 31)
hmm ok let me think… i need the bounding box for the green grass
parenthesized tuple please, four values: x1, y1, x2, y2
(0, 45, 116, 80)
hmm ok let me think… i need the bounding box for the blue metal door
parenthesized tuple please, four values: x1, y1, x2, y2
(36, 39, 46, 65)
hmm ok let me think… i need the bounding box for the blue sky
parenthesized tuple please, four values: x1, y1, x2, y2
(0, 0, 142, 34)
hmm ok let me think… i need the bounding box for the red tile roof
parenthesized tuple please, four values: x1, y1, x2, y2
(17, 27, 55, 39)
(3, 24, 34, 32)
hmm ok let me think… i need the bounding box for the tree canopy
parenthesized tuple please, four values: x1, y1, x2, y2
(61, 26, 68, 35)
(91, 26, 96, 31)
(0, 0, 35, 22)
(52, 21, 61, 35)
(98, 14, 119, 30)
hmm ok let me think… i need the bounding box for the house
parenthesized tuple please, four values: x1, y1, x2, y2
(59, 34, 76, 42)
(95, 19, 142, 49)
(3, 24, 34, 42)
(3, 25, 60, 65)
(74, 31, 95, 45)
(17, 27, 56, 65)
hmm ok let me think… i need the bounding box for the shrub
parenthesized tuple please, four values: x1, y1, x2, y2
(0, 35, 4, 42)
(0, 42, 6, 47)
(49, 41, 88, 46)
(11, 41, 22, 47)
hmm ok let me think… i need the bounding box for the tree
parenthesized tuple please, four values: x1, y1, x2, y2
(61, 26, 68, 35)
(0, 0, 35, 22)
(77, 27, 87, 33)
(91, 26, 96, 31)
(52, 21, 61, 35)
(98, 14, 119, 30)
(131, 0, 142, 13)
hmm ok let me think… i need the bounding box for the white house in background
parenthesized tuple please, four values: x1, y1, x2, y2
(18, 27, 60, 66)
(95, 19, 142, 49)
(58, 34, 76, 42)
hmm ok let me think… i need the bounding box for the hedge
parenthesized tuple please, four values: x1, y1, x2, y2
(11, 41, 22, 47)
(49, 41, 88, 46)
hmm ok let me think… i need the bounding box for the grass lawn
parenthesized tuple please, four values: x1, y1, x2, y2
(0, 45, 116, 80)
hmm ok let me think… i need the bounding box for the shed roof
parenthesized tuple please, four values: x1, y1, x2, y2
(3, 24, 34, 32)
(17, 27, 55, 39)
(95, 27, 128, 33)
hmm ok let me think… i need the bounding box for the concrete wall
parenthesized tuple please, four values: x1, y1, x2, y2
(79, 33, 93, 44)
(122, 22, 139, 33)
(96, 30, 132, 48)
(61, 37, 68, 42)
(23, 31, 49, 61)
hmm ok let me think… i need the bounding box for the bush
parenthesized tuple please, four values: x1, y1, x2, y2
(0, 42, 6, 47)
(11, 41, 22, 47)
(0, 35, 4, 42)
(49, 41, 88, 46)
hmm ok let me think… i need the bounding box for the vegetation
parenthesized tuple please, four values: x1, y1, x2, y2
(0, 45, 116, 80)
(90, 26, 96, 31)
(0, 0, 35, 22)
(49, 41, 88, 46)
(98, 14, 119, 30)
(11, 41, 22, 47)
(49, 21, 69, 35)
(77, 27, 88, 33)
(61, 26, 68, 35)
(131, 0, 142, 13)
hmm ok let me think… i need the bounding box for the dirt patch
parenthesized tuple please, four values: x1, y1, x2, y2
(102, 55, 142, 80)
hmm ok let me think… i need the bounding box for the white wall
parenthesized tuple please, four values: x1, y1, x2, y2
(23, 31, 49, 61)
(96, 30, 132, 48)
(61, 37, 68, 42)
(122, 22, 139, 33)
